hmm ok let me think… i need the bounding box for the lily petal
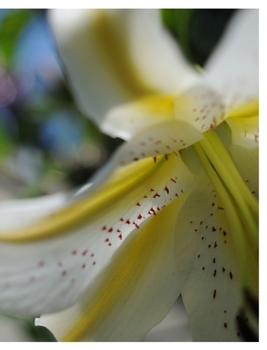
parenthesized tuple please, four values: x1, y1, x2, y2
(205, 10, 258, 111)
(174, 166, 258, 341)
(49, 9, 198, 139)
(0, 149, 193, 317)
(229, 144, 258, 199)
(225, 99, 259, 152)
(102, 83, 224, 140)
(0, 192, 68, 231)
(37, 195, 186, 341)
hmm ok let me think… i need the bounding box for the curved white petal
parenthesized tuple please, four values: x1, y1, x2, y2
(49, 9, 199, 139)
(174, 168, 258, 341)
(0, 192, 68, 231)
(103, 83, 225, 140)
(102, 94, 175, 140)
(205, 10, 258, 111)
(37, 195, 185, 341)
(144, 298, 191, 342)
(174, 84, 225, 132)
(229, 144, 258, 199)
(0, 148, 193, 317)
(225, 100, 258, 152)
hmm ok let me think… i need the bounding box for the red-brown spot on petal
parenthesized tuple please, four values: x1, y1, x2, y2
(136, 202, 141, 207)
(213, 290, 217, 299)
(153, 193, 160, 198)
(108, 228, 113, 233)
(102, 226, 106, 231)
(82, 264, 86, 269)
(133, 222, 139, 229)
(148, 208, 156, 216)
(164, 186, 169, 194)
(82, 250, 88, 256)
(212, 226, 217, 232)
(72, 250, 77, 255)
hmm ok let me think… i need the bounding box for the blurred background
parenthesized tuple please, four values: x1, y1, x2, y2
(0, 8, 236, 341)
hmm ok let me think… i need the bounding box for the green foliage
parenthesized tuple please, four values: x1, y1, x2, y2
(0, 9, 36, 67)
(161, 9, 194, 63)
(162, 9, 236, 67)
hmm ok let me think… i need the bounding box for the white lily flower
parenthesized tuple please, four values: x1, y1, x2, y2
(0, 9, 258, 342)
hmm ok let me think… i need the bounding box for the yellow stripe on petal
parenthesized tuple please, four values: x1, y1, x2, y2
(225, 99, 258, 119)
(104, 94, 176, 140)
(0, 157, 165, 242)
(91, 10, 155, 98)
(42, 193, 188, 341)
(225, 99, 259, 150)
